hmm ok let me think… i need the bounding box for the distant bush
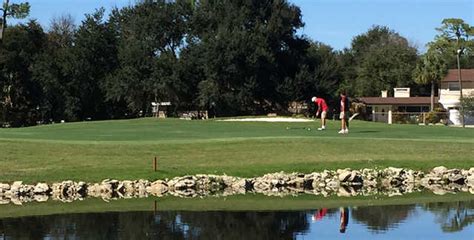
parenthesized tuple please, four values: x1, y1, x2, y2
(461, 94, 474, 117)
(424, 108, 447, 124)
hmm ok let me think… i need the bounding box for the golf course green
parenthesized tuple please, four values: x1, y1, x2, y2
(0, 118, 473, 183)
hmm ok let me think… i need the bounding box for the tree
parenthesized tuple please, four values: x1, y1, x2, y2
(104, 0, 192, 116)
(282, 41, 341, 106)
(413, 51, 447, 111)
(0, 21, 46, 126)
(192, 0, 307, 115)
(429, 18, 474, 69)
(429, 18, 474, 127)
(32, 15, 76, 122)
(342, 26, 419, 97)
(70, 8, 118, 120)
(460, 93, 474, 118)
(0, 0, 30, 41)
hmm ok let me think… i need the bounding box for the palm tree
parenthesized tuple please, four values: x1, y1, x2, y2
(413, 51, 447, 111)
(0, 0, 30, 41)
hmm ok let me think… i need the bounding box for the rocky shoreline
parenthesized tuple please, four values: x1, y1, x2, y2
(1, 166, 473, 205)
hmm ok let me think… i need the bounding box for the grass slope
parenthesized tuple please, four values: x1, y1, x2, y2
(0, 118, 473, 182)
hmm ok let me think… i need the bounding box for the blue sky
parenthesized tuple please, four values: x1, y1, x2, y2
(10, 0, 474, 51)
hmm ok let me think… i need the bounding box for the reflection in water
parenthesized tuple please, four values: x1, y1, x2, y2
(0, 201, 473, 239)
(352, 205, 414, 232)
(339, 207, 349, 233)
(423, 201, 474, 233)
(0, 212, 308, 240)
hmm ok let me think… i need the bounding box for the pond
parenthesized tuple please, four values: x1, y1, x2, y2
(0, 198, 473, 239)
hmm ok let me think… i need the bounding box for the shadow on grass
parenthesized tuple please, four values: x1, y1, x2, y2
(354, 130, 381, 134)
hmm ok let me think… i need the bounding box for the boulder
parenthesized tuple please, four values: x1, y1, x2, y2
(448, 174, 465, 185)
(0, 183, 10, 192)
(431, 166, 448, 176)
(338, 171, 352, 182)
(33, 183, 50, 194)
(147, 180, 168, 196)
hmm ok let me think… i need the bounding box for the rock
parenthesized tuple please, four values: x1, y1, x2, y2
(448, 175, 465, 185)
(466, 176, 474, 187)
(33, 183, 50, 194)
(338, 171, 352, 182)
(34, 195, 49, 202)
(253, 181, 271, 192)
(337, 187, 352, 197)
(231, 179, 248, 190)
(10, 181, 23, 194)
(326, 181, 339, 189)
(0, 183, 10, 192)
(147, 180, 168, 196)
(386, 167, 404, 176)
(174, 179, 196, 189)
(431, 166, 447, 176)
(432, 187, 448, 195)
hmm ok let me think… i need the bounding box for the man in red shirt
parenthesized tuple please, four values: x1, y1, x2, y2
(311, 96, 328, 130)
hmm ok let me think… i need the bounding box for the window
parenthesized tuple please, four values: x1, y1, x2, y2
(448, 83, 460, 91)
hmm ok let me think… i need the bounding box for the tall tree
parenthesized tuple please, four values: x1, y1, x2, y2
(413, 51, 447, 111)
(428, 18, 474, 69)
(105, 0, 193, 116)
(0, 0, 30, 41)
(32, 14, 76, 122)
(342, 26, 419, 97)
(193, 0, 307, 115)
(429, 18, 474, 127)
(0, 21, 46, 126)
(282, 41, 341, 104)
(71, 8, 118, 120)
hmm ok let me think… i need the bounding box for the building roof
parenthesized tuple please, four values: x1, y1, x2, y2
(442, 69, 474, 82)
(357, 97, 438, 106)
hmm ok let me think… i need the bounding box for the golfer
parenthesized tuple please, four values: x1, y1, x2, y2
(339, 91, 350, 134)
(311, 96, 328, 131)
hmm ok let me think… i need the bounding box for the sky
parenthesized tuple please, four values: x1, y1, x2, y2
(9, 0, 474, 51)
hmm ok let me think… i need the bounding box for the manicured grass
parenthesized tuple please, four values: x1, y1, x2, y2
(0, 118, 473, 182)
(0, 191, 473, 219)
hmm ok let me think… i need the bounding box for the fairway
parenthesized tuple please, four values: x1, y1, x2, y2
(0, 118, 473, 183)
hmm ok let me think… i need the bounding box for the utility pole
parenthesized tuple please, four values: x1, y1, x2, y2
(456, 49, 465, 128)
(455, 26, 465, 128)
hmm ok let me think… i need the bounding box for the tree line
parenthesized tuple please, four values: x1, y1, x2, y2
(0, 0, 473, 127)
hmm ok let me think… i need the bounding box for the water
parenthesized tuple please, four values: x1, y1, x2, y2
(0, 200, 472, 239)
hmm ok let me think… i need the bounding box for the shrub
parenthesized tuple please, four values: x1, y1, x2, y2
(424, 108, 447, 124)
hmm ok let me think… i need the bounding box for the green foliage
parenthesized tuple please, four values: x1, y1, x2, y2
(0, 0, 30, 40)
(104, 0, 192, 116)
(190, 0, 307, 115)
(282, 41, 341, 103)
(342, 26, 418, 97)
(428, 18, 474, 69)
(461, 94, 474, 117)
(6, 2, 30, 19)
(424, 108, 448, 124)
(413, 51, 447, 85)
(0, 21, 46, 127)
(1, 2, 473, 126)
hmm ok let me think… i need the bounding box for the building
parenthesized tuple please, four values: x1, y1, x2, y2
(438, 69, 474, 125)
(358, 88, 435, 124)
